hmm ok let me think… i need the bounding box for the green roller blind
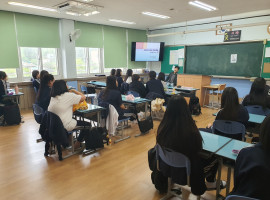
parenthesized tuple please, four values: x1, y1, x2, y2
(74, 21, 103, 48)
(127, 29, 147, 69)
(0, 11, 19, 69)
(104, 26, 127, 68)
(15, 13, 60, 48)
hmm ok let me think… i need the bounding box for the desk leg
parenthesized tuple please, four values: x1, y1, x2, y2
(203, 88, 207, 107)
(97, 111, 101, 127)
(226, 166, 232, 196)
(216, 158, 222, 199)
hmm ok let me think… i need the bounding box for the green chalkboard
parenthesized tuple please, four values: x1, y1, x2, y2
(185, 42, 264, 77)
(161, 46, 184, 74)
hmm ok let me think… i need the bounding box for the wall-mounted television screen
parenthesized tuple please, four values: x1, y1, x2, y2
(131, 42, 165, 61)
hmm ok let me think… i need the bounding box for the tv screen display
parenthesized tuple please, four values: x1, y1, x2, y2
(131, 42, 164, 61)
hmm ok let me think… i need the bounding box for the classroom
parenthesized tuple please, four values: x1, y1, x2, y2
(0, 0, 270, 199)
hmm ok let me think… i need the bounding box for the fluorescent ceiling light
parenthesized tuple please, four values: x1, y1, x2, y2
(109, 19, 136, 25)
(189, 1, 217, 11)
(142, 12, 170, 19)
(84, 11, 100, 16)
(66, 11, 81, 16)
(8, 2, 57, 12)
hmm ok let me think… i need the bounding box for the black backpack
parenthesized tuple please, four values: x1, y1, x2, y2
(189, 96, 201, 116)
(3, 103, 21, 125)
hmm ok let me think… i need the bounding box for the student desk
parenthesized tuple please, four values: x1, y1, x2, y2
(202, 85, 220, 109)
(122, 96, 152, 137)
(167, 87, 199, 98)
(87, 81, 106, 88)
(2, 92, 24, 105)
(213, 112, 266, 124)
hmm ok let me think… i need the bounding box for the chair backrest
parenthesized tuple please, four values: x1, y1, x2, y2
(120, 82, 129, 95)
(146, 92, 164, 101)
(127, 91, 140, 97)
(33, 104, 45, 124)
(225, 195, 259, 200)
(212, 120, 246, 141)
(245, 105, 270, 116)
(155, 144, 191, 184)
(67, 81, 78, 91)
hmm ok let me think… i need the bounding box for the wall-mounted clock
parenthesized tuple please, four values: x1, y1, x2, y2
(268, 24, 270, 34)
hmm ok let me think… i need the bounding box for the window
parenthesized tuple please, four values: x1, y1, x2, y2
(20, 47, 59, 79)
(76, 47, 102, 75)
(0, 68, 17, 79)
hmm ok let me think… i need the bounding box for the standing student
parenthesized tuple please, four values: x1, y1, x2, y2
(116, 69, 123, 90)
(124, 69, 133, 84)
(32, 70, 40, 93)
(156, 95, 226, 196)
(230, 115, 270, 199)
(146, 71, 166, 99)
(129, 74, 147, 98)
(157, 72, 167, 89)
(98, 76, 127, 119)
(110, 69, 116, 76)
(242, 77, 270, 109)
(166, 66, 179, 86)
(36, 74, 54, 111)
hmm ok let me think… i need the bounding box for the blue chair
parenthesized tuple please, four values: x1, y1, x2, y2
(67, 81, 78, 91)
(245, 105, 270, 116)
(155, 144, 200, 200)
(127, 91, 140, 97)
(212, 120, 246, 141)
(33, 104, 45, 143)
(225, 195, 259, 200)
(80, 83, 96, 103)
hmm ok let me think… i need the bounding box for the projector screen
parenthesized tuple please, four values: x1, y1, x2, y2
(131, 42, 164, 61)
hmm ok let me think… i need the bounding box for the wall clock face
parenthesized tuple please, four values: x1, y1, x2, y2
(268, 24, 270, 34)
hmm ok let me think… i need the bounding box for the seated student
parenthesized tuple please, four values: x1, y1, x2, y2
(157, 72, 167, 89)
(242, 77, 270, 109)
(146, 71, 166, 99)
(129, 74, 147, 98)
(116, 69, 123, 90)
(266, 83, 270, 97)
(110, 69, 116, 76)
(124, 69, 133, 84)
(156, 95, 226, 196)
(98, 75, 128, 119)
(31, 70, 40, 93)
(166, 66, 179, 86)
(36, 74, 54, 111)
(230, 115, 270, 199)
(0, 71, 8, 103)
(39, 70, 49, 81)
(48, 80, 86, 148)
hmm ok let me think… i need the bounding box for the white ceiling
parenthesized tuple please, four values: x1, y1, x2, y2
(0, 0, 270, 30)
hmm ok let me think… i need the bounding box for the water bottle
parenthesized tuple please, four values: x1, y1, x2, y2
(15, 84, 19, 94)
(93, 96, 98, 105)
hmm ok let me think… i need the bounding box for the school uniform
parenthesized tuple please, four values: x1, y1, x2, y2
(36, 86, 51, 111)
(48, 92, 81, 131)
(230, 143, 270, 200)
(32, 79, 40, 93)
(0, 80, 7, 102)
(98, 89, 124, 118)
(146, 79, 166, 99)
(166, 72, 178, 86)
(126, 77, 132, 84)
(129, 81, 147, 98)
(116, 76, 123, 90)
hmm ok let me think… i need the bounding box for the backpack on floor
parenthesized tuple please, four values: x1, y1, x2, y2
(3, 103, 21, 125)
(189, 96, 201, 116)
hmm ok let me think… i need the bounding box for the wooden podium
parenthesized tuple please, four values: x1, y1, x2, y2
(177, 74, 211, 106)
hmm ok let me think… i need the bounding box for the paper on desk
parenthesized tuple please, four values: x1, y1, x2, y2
(265, 47, 270, 58)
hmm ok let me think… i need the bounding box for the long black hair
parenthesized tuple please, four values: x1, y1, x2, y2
(110, 69, 116, 76)
(132, 74, 140, 82)
(156, 95, 202, 159)
(0, 71, 7, 80)
(124, 69, 133, 82)
(149, 71, 156, 80)
(40, 70, 49, 81)
(157, 72, 165, 81)
(219, 87, 239, 121)
(37, 74, 54, 101)
(260, 115, 270, 154)
(102, 76, 118, 100)
(248, 77, 268, 108)
(51, 80, 68, 97)
(116, 69, 122, 77)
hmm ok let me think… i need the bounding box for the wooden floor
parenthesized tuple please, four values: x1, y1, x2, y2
(0, 108, 233, 200)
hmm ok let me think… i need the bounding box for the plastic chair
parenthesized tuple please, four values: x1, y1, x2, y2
(67, 81, 78, 91)
(225, 195, 259, 200)
(212, 120, 246, 141)
(155, 144, 200, 200)
(33, 104, 44, 124)
(127, 91, 140, 97)
(245, 105, 270, 116)
(80, 83, 96, 103)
